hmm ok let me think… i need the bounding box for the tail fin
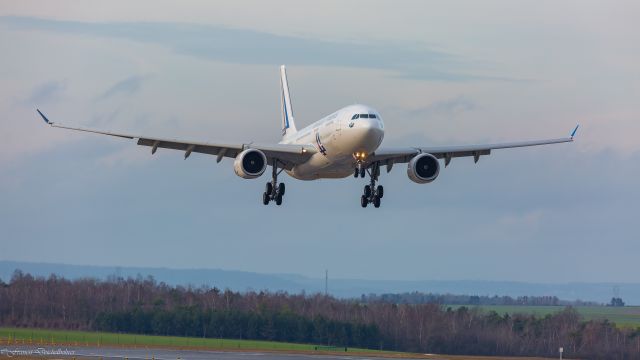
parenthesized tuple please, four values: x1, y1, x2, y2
(280, 65, 298, 138)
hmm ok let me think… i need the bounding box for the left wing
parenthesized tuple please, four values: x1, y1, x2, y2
(370, 126, 578, 170)
(37, 110, 315, 169)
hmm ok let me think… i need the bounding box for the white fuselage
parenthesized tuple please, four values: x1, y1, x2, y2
(281, 104, 384, 180)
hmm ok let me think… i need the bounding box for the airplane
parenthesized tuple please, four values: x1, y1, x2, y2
(37, 65, 578, 208)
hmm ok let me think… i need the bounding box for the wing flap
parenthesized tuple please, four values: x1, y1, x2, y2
(136, 137, 241, 157)
(136, 138, 314, 166)
(419, 137, 572, 155)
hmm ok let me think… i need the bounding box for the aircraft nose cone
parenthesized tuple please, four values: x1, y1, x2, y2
(364, 118, 384, 135)
(353, 118, 384, 151)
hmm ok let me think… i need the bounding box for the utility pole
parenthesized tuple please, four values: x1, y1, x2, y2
(325, 269, 328, 296)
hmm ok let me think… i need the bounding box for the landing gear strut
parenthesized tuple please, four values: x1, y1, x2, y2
(354, 163, 366, 178)
(359, 162, 384, 208)
(263, 160, 285, 206)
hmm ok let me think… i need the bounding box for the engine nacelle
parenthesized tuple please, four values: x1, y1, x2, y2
(407, 153, 440, 184)
(233, 149, 267, 179)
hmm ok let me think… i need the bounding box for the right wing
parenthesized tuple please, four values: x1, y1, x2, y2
(37, 110, 315, 169)
(369, 127, 577, 170)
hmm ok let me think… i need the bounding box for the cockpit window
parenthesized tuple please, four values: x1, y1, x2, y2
(352, 113, 378, 119)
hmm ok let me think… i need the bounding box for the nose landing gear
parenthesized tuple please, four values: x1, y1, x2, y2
(354, 163, 366, 178)
(353, 152, 368, 178)
(263, 160, 286, 206)
(358, 162, 384, 208)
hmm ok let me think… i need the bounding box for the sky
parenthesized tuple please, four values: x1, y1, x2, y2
(0, 0, 639, 284)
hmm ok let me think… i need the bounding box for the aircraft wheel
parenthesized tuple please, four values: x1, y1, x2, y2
(265, 182, 273, 196)
(364, 185, 371, 198)
(354, 168, 359, 178)
(275, 194, 283, 205)
(278, 183, 285, 196)
(360, 167, 366, 178)
(377, 185, 384, 199)
(373, 195, 381, 208)
(360, 195, 368, 208)
(262, 192, 270, 205)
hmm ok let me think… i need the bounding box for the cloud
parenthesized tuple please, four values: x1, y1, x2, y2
(96, 146, 151, 167)
(381, 96, 478, 145)
(403, 96, 477, 119)
(498, 210, 543, 228)
(99, 75, 149, 100)
(23, 80, 66, 105)
(0, 16, 507, 82)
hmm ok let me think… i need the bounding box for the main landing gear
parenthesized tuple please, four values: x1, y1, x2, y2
(263, 160, 286, 206)
(358, 162, 384, 208)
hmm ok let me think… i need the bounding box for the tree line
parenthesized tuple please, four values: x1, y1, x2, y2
(1, 271, 639, 359)
(361, 292, 600, 306)
(94, 307, 379, 348)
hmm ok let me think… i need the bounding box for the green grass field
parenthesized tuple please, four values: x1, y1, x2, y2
(0, 327, 573, 359)
(0, 327, 386, 354)
(448, 305, 640, 328)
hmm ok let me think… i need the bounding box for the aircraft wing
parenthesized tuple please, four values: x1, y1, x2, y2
(37, 110, 315, 169)
(370, 126, 577, 169)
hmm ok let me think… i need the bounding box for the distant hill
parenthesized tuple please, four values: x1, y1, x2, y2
(1, 260, 639, 304)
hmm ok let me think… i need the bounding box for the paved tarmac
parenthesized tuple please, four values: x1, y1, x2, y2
(0, 346, 429, 360)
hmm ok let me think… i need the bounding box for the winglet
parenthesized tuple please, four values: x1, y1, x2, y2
(37, 109, 51, 124)
(570, 124, 579, 139)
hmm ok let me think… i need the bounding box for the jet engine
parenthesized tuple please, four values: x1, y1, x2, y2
(233, 149, 267, 179)
(407, 153, 440, 184)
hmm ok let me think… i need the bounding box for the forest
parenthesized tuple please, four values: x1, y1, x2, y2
(1, 271, 639, 359)
(360, 292, 600, 306)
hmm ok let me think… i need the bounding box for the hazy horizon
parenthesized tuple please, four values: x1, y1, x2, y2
(4, 259, 640, 284)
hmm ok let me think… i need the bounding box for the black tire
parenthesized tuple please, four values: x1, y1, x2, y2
(360, 167, 366, 178)
(262, 192, 270, 205)
(364, 185, 371, 198)
(373, 195, 381, 208)
(275, 194, 283, 205)
(354, 168, 359, 178)
(360, 195, 368, 208)
(265, 182, 273, 195)
(377, 185, 384, 199)
(278, 183, 285, 196)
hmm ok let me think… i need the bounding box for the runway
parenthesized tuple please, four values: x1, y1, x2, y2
(0, 346, 430, 360)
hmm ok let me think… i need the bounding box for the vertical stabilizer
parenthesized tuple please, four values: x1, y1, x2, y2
(280, 65, 298, 138)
